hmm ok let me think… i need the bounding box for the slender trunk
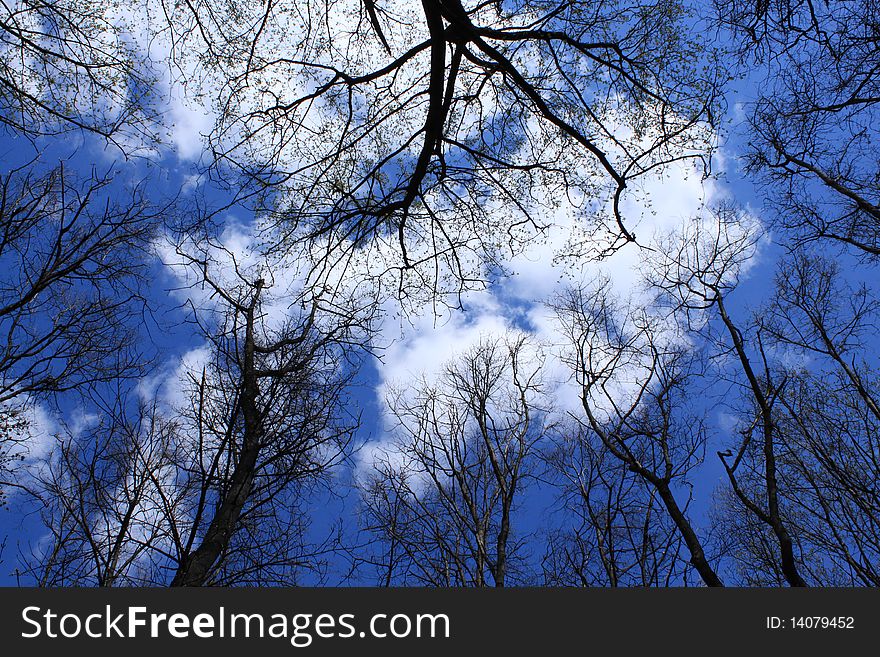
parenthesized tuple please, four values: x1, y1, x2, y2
(651, 476, 724, 587)
(171, 290, 263, 587)
(716, 295, 807, 587)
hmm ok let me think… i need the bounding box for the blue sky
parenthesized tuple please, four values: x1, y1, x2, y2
(0, 0, 850, 586)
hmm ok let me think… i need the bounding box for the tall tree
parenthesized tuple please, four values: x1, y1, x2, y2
(649, 206, 807, 586)
(0, 160, 156, 504)
(714, 251, 880, 585)
(166, 254, 364, 586)
(716, 0, 880, 257)
(358, 334, 546, 586)
(542, 423, 689, 587)
(554, 279, 723, 586)
(21, 246, 365, 586)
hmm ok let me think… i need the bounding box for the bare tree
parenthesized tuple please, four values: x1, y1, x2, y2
(553, 279, 723, 586)
(542, 423, 688, 587)
(165, 256, 364, 586)
(358, 334, 546, 586)
(715, 0, 880, 258)
(19, 245, 365, 586)
(162, 0, 722, 300)
(712, 251, 880, 586)
(0, 0, 159, 146)
(648, 205, 807, 586)
(0, 159, 157, 505)
(21, 397, 184, 586)
(0, 161, 155, 401)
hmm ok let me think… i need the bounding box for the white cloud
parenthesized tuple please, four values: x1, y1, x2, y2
(17, 402, 58, 463)
(354, 145, 761, 472)
(166, 90, 214, 161)
(137, 344, 213, 412)
(131, 4, 759, 483)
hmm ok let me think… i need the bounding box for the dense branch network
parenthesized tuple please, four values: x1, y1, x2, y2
(165, 0, 719, 301)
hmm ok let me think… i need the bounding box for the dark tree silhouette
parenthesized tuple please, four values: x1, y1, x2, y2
(358, 334, 546, 586)
(0, 160, 156, 507)
(716, 0, 880, 258)
(21, 247, 365, 586)
(0, 0, 159, 146)
(713, 251, 880, 585)
(163, 0, 722, 300)
(554, 278, 723, 586)
(542, 423, 689, 587)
